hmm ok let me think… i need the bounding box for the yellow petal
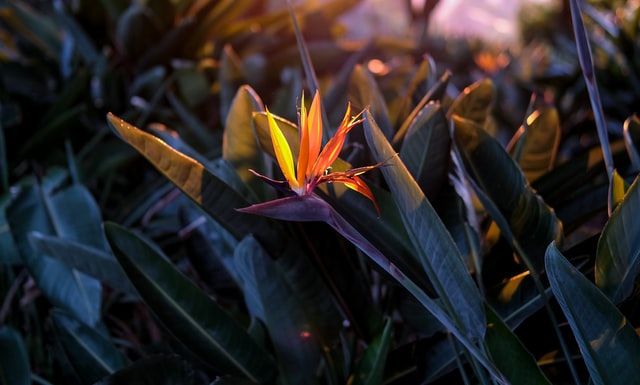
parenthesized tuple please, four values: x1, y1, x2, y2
(267, 109, 298, 189)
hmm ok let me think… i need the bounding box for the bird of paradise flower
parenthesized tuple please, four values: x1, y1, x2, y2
(242, 90, 383, 217)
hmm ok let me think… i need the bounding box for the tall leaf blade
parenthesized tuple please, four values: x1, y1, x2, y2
(104, 222, 277, 383)
(623, 115, 640, 171)
(348, 318, 393, 385)
(399, 102, 450, 200)
(234, 236, 339, 385)
(348, 64, 393, 139)
(106, 113, 282, 251)
(485, 306, 551, 385)
(546, 243, 640, 385)
(364, 110, 486, 341)
(94, 355, 199, 385)
(51, 309, 128, 384)
(595, 173, 640, 303)
(453, 115, 564, 269)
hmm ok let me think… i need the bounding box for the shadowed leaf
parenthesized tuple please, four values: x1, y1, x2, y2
(547, 243, 640, 385)
(104, 222, 277, 383)
(0, 327, 30, 385)
(596, 173, 640, 303)
(448, 78, 494, 126)
(349, 318, 393, 385)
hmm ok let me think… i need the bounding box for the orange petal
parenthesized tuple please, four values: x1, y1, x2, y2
(326, 175, 380, 216)
(305, 90, 323, 177)
(297, 92, 309, 186)
(267, 109, 298, 189)
(311, 103, 359, 177)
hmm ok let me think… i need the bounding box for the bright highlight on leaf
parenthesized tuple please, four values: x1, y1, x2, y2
(251, 90, 381, 214)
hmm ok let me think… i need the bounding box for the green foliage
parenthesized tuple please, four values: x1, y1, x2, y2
(2, 0, 640, 384)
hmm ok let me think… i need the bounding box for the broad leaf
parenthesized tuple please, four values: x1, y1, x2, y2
(222, 85, 265, 188)
(364, 110, 486, 341)
(399, 102, 450, 200)
(453, 115, 563, 270)
(596, 173, 640, 303)
(0, 193, 21, 264)
(0, 327, 30, 385)
(485, 306, 551, 385)
(94, 355, 200, 385)
(51, 310, 128, 384)
(6, 183, 102, 326)
(607, 169, 628, 215)
(546, 243, 640, 385)
(348, 318, 393, 385)
(507, 107, 561, 183)
(28, 232, 137, 296)
(447, 78, 494, 126)
(107, 113, 282, 252)
(104, 222, 276, 383)
(234, 235, 340, 385)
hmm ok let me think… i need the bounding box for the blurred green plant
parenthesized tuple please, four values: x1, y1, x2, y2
(2, 0, 640, 384)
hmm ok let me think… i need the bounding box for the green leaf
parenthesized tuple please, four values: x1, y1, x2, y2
(596, 173, 640, 303)
(0, 326, 30, 385)
(0, 193, 21, 264)
(447, 78, 494, 126)
(0, 1, 62, 61)
(51, 310, 128, 383)
(234, 235, 340, 385)
(104, 222, 277, 383)
(106, 113, 282, 252)
(623, 114, 640, 171)
(94, 355, 201, 385)
(485, 306, 551, 385)
(399, 102, 450, 200)
(222, 86, 266, 190)
(348, 318, 393, 385)
(364, 110, 486, 341)
(546, 243, 640, 385)
(28, 232, 137, 296)
(507, 107, 561, 183)
(348, 64, 393, 139)
(453, 115, 563, 270)
(393, 70, 451, 145)
(6, 183, 102, 326)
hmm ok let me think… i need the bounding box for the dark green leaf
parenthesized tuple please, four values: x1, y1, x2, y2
(349, 318, 393, 385)
(485, 306, 551, 385)
(234, 235, 339, 385)
(6, 183, 102, 326)
(399, 102, 450, 200)
(546, 243, 640, 385)
(596, 173, 640, 303)
(348, 64, 393, 139)
(94, 355, 201, 385)
(28, 232, 137, 296)
(364, 110, 486, 341)
(447, 78, 494, 126)
(507, 107, 561, 183)
(51, 310, 128, 384)
(0, 326, 30, 385)
(0, 193, 21, 264)
(104, 222, 276, 383)
(107, 113, 282, 252)
(453, 115, 563, 270)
